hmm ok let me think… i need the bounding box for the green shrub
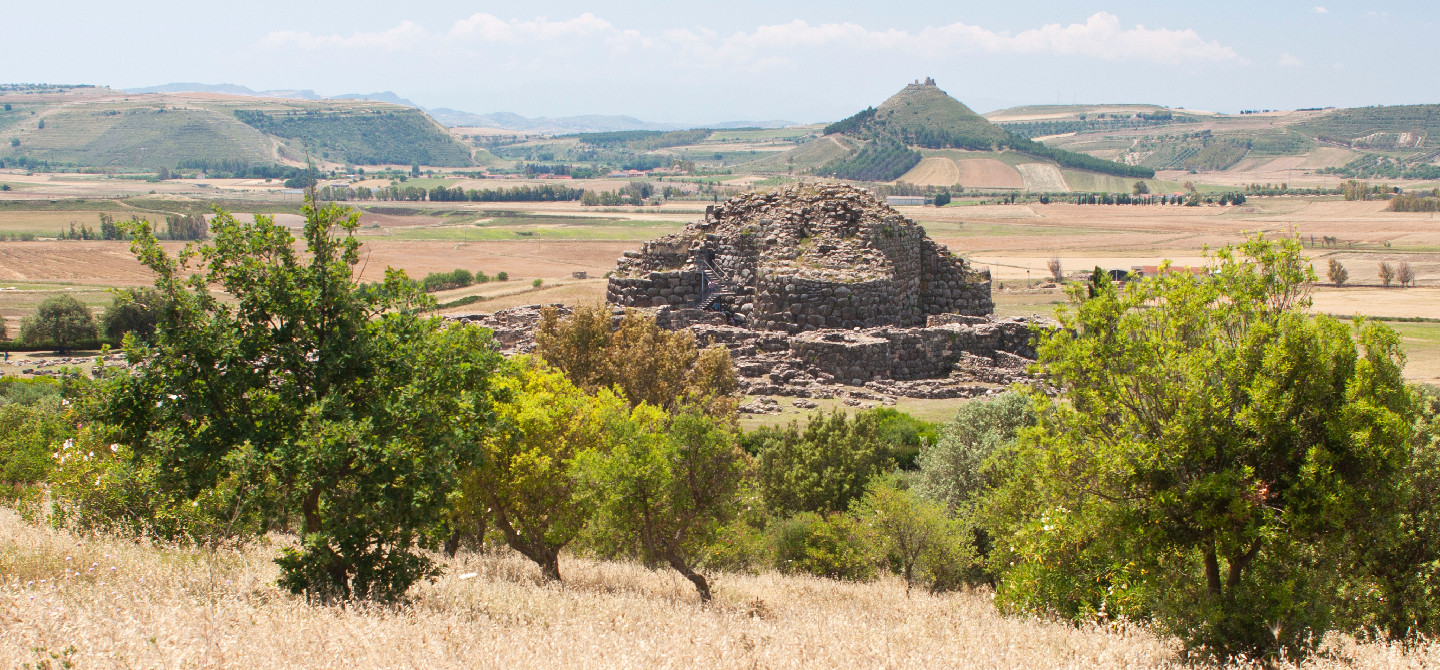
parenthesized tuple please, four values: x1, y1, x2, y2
(496, 271, 509, 281)
(770, 511, 878, 581)
(853, 475, 977, 593)
(984, 236, 1424, 659)
(869, 408, 937, 470)
(20, 295, 97, 352)
(916, 392, 1032, 512)
(100, 288, 166, 344)
(420, 268, 474, 293)
(0, 388, 71, 484)
(748, 409, 896, 516)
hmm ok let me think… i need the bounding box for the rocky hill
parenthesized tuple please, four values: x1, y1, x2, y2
(803, 78, 1154, 184)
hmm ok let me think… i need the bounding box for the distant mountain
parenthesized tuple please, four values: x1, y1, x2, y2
(123, 84, 412, 106)
(123, 83, 323, 100)
(333, 91, 417, 107)
(429, 108, 797, 133)
(428, 109, 680, 133)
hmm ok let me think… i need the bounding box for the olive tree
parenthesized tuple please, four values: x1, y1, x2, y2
(21, 295, 96, 351)
(92, 200, 501, 602)
(581, 406, 746, 602)
(460, 356, 626, 581)
(986, 236, 1417, 658)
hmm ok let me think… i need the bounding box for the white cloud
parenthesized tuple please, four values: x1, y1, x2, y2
(263, 20, 426, 51)
(448, 12, 616, 42)
(1279, 53, 1303, 67)
(1313, 6, 1329, 13)
(258, 12, 1242, 69)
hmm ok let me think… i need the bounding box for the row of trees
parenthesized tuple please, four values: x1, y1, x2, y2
(320, 184, 586, 203)
(418, 268, 507, 293)
(1327, 259, 1419, 287)
(58, 213, 207, 242)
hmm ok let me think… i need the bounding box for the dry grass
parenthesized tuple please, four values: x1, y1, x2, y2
(1, 508, 1434, 669)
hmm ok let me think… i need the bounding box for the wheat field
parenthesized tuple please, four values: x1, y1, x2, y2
(0, 508, 1434, 669)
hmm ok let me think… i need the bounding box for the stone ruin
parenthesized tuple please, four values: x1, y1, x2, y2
(455, 185, 1047, 410)
(605, 184, 992, 332)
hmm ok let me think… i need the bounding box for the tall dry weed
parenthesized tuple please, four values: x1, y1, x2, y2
(0, 508, 1434, 669)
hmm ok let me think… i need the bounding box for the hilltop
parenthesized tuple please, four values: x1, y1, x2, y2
(0, 87, 475, 170)
(784, 78, 1154, 189)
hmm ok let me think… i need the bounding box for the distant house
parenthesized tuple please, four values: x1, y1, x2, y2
(886, 196, 926, 206)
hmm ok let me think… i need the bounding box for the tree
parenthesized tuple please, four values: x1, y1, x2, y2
(100, 288, 166, 344)
(854, 477, 972, 593)
(1046, 257, 1064, 283)
(933, 191, 952, 207)
(917, 391, 1032, 513)
(1379, 261, 1395, 287)
(461, 357, 625, 581)
(1132, 180, 1150, 195)
(92, 199, 502, 602)
(986, 236, 1417, 658)
(1327, 258, 1349, 286)
(1397, 261, 1415, 288)
(582, 406, 746, 602)
(20, 295, 96, 352)
(749, 410, 895, 516)
(534, 305, 737, 411)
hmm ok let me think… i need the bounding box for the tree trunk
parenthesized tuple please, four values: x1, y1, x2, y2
(495, 512, 562, 582)
(1204, 544, 1222, 596)
(1225, 540, 1262, 596)
(668, 554, 712, 602)
(444, 530, 461, 558)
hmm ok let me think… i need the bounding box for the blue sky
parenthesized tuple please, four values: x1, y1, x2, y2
(3, 1, 1435, 123)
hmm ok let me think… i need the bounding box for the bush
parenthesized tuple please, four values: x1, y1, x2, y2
(749, 409, 897, 517)
(984, 236, 1422, 659)
(534, 305, 737, 412)
(869, 408, 937, 470)
(496, 271, 509, 281)
(853, 476, 976, 592)
(86, 200, 503, 601)
(1327, 258, 1349, 286)
(916, 392, 1033, 513)
(100, 288, 166, 343)
(770, 511, 878, 581)
(20, 295, 97, 352)
(532, 278, 544, 288)
(0, 381, 71, 484)
(420, 268, 474, 293)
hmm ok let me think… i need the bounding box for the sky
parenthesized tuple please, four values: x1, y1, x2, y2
(2, 1, 1436, 124)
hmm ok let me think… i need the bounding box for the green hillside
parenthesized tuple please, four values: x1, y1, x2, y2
(234, 109, 473, 167)
(0, 90, 476, 170)
(6, 103, 277, 169)
(1294, 104, 1440, 149)
(819, 80, 1153, 179)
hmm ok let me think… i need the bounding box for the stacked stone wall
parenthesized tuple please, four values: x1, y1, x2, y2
(919, 238, 993, 316)
(605, 270, 702, 308)
(788, 321, 1035, 385)
(752, 277, 911, 333)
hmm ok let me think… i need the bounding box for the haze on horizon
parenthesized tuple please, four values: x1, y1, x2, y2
(3, 0, 1436, 125)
